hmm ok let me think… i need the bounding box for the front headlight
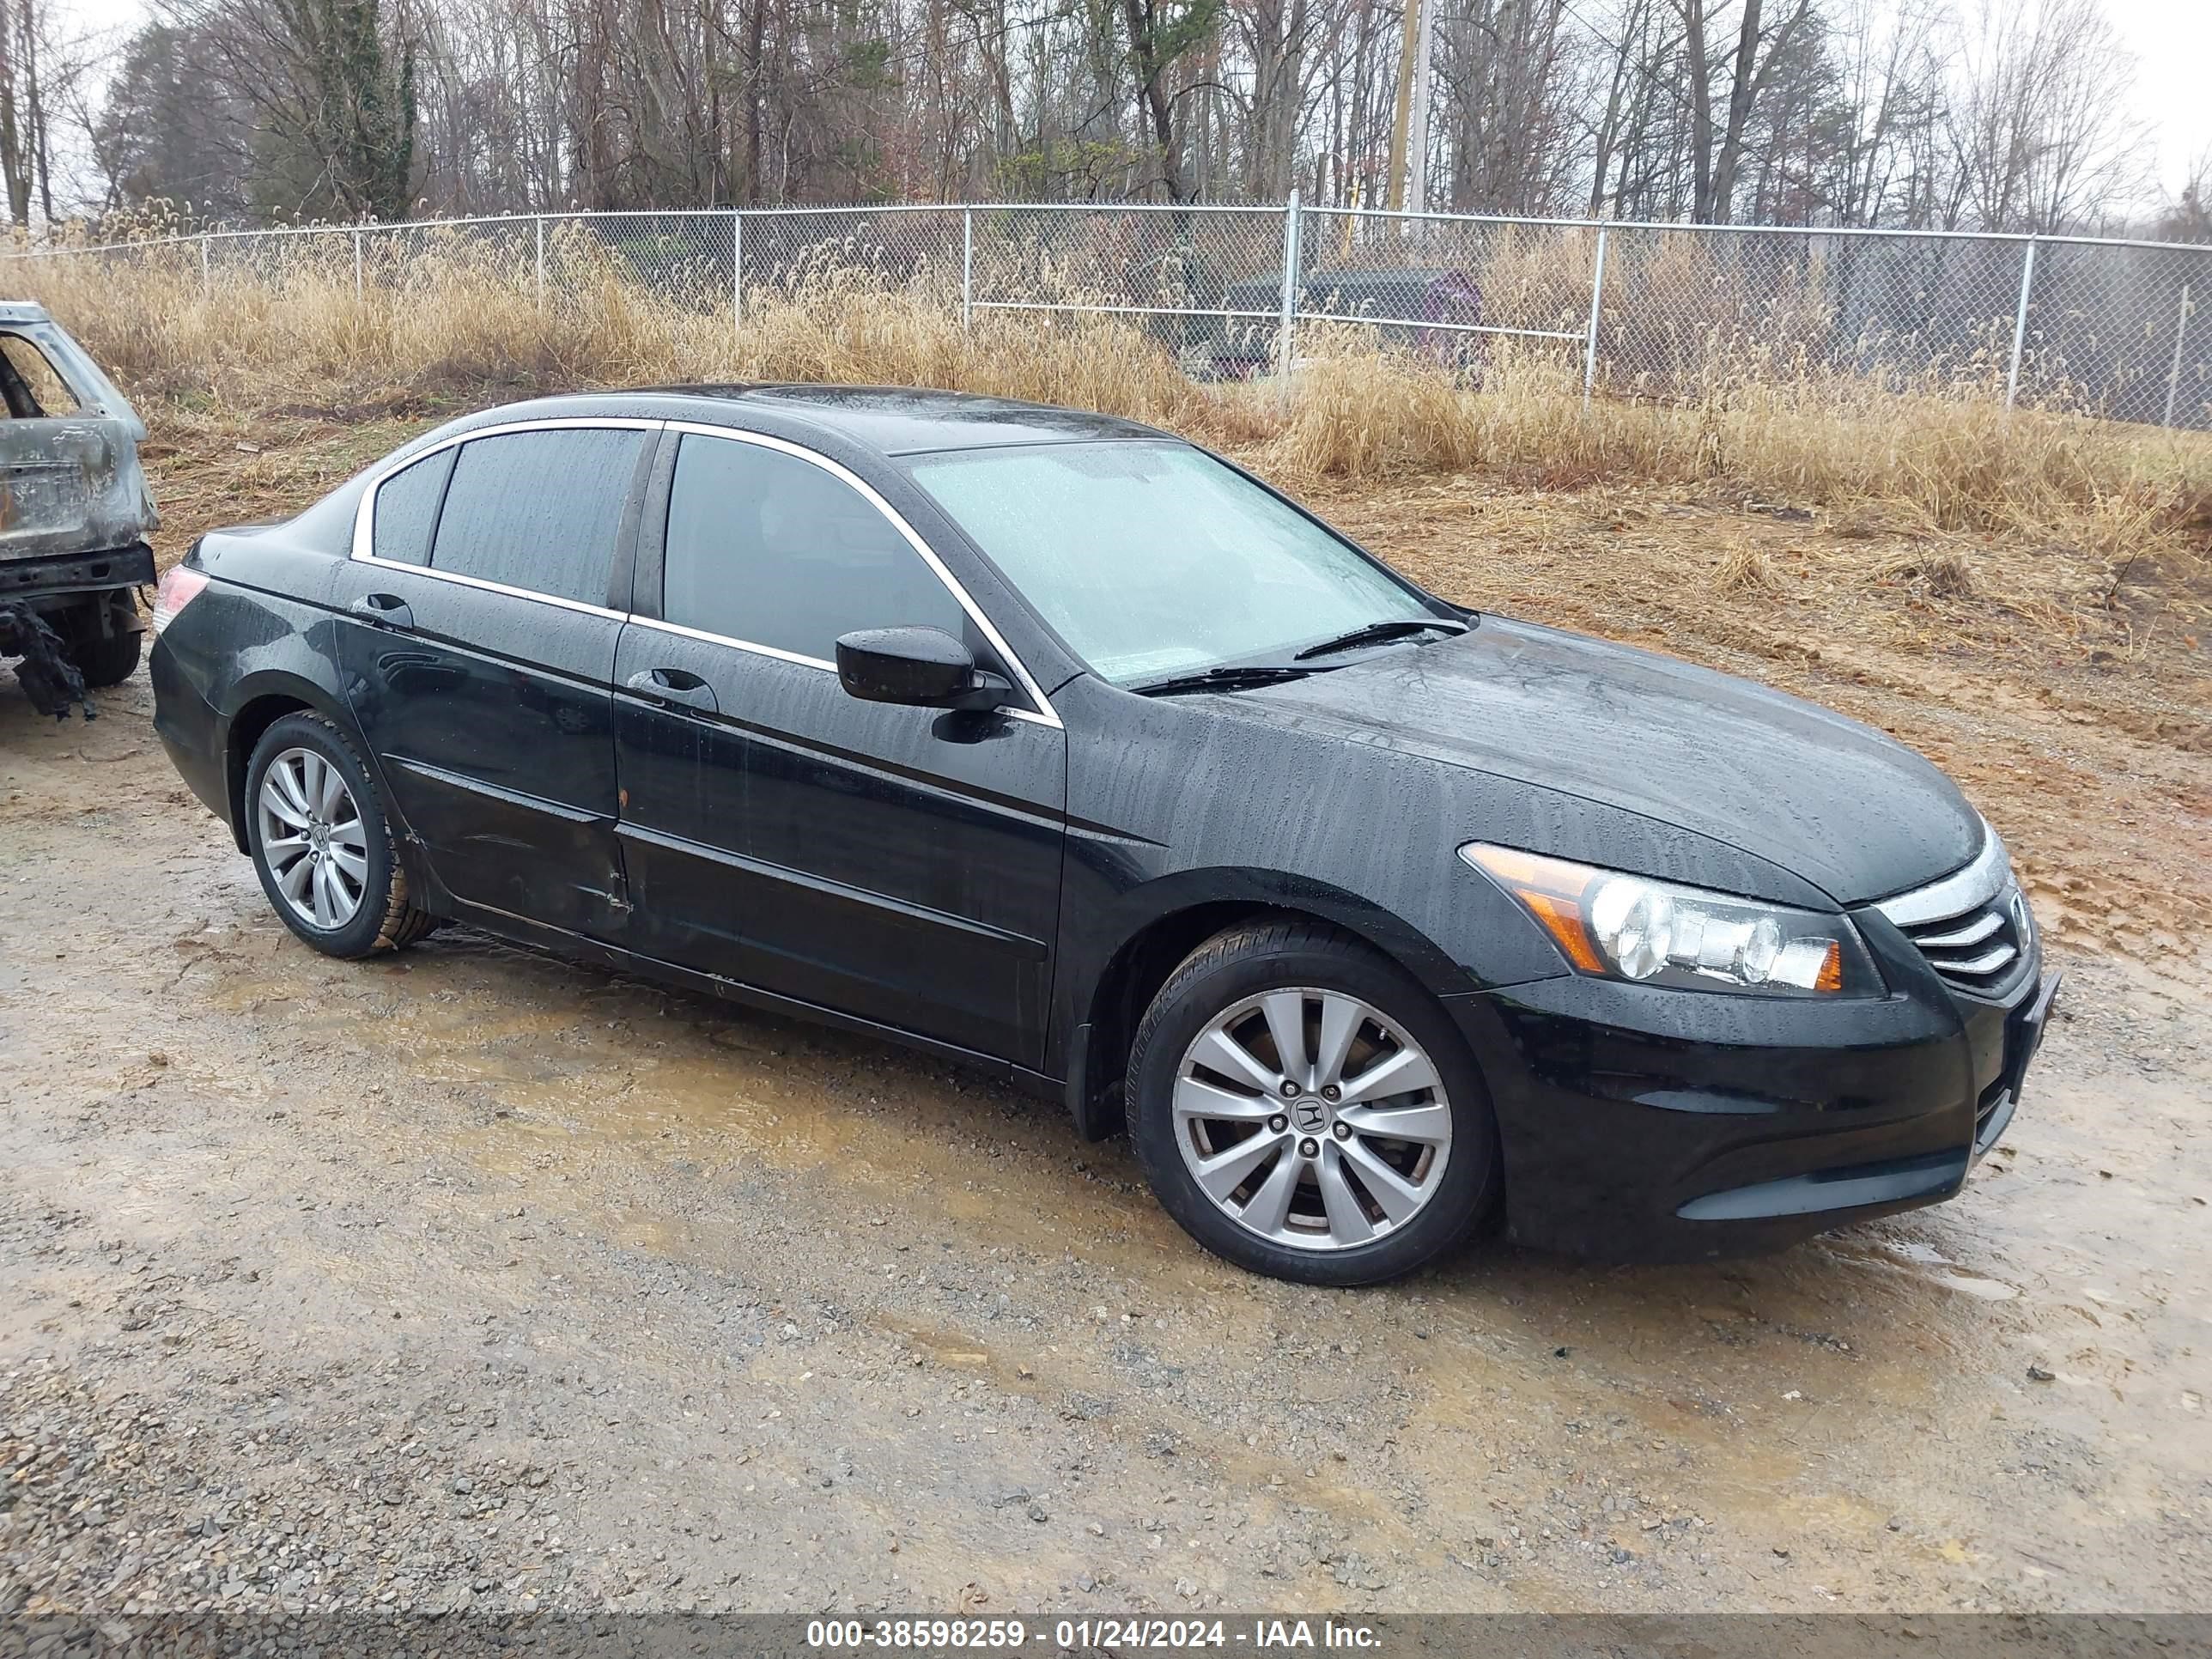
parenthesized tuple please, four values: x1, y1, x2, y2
(1460, 843, 1883, 998)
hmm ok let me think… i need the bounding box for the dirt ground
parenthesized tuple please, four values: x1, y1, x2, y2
(3, 410, 2211, 1620)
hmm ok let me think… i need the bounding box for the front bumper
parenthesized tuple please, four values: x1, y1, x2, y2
(1446, 945, 2057, 1262)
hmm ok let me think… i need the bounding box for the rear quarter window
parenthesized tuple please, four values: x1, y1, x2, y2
(430, 428, 646, 605)
(370, 447, 459, 566)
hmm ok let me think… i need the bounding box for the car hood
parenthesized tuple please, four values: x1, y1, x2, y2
(1221, 617, 1982, 906)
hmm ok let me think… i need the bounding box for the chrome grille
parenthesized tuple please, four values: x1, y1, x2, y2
(1875, 825, 2036, 996)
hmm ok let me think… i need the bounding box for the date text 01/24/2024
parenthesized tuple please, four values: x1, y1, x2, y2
(803, 1619, 1385, 1650)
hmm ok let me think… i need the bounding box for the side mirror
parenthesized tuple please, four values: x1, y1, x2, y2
(835, 626, 1012, 711)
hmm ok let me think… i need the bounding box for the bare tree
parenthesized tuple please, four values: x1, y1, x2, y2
(78, 21, 256, 219)
(1668, 0, 1817, 222)
(1942, 0, 2146, 234)
(1818, 0, 1946, 227)
(62, 0, 2179, 236)
(2159, 149, 2212, 244)
(0, 0, 58, 223)
(153, 0, 418, 221)
(1227, 0, 1309, 200)
(1431, 0, 1578, 215)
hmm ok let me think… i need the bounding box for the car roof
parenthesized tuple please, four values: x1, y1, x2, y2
(468, 384, 1174, 458)
(0, 301, 54, 325)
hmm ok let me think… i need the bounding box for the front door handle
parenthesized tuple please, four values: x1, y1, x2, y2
(626, 666, 719, 714)
(351, 592, 414, 630)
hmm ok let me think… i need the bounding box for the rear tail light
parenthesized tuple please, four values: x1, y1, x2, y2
(151, 565, 210, 636)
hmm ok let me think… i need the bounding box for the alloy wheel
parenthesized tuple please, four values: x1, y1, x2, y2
(257, 745, 368, 930)
(1172, 987, 1454, 1252)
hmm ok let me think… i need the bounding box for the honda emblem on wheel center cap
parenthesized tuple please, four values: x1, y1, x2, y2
(1291, 1098, 1329, 1133)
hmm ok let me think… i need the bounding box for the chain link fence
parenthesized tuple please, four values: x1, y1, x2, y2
(9, 200, 2210, 428)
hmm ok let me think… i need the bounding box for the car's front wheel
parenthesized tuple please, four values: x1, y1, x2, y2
(245, 712, 438, 957)
(1127, 920, 1499, 1285)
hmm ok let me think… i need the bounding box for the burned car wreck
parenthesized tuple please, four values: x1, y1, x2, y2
(0, 301, 160, 717)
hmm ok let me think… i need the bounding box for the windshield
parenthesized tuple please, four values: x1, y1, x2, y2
(906, 441, 1439, 686)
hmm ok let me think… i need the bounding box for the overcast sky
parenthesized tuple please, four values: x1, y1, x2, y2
(48, 0, 2212, 208)
(2109, 0, 2212, 196)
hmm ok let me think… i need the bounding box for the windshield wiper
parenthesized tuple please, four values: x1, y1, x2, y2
(1292, 617, 1468, 661)
(1127, 664, 1316, 697)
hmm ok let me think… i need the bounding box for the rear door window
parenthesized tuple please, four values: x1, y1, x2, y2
(660, 433, 965, 661)
(430, 428, 646, 606)
(370, 447, 458, 567)
(0, 333, 81, 417)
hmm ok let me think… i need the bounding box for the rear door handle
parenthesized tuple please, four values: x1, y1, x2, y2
(626, 666, 719, 714)
(351, 592, 414, 630)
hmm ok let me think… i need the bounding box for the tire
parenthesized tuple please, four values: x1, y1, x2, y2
(1127, 920, 1500, 1286)
(58, 594, 142, 688)
(244, 711, 439, 958)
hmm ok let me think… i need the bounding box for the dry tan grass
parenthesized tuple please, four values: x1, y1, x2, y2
(1265, 336, 2212, 556)
(14, 228, 2212, 566)
(1875, 548, 1980, 599)
(1713, 544, 1776, 593)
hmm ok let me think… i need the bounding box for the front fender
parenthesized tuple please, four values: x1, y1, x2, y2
(1049, 857, 1576, 1139)
(1091, 863, 1502, 1000)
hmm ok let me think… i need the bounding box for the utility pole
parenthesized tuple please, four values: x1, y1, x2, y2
(1384, 0, 1434, 211)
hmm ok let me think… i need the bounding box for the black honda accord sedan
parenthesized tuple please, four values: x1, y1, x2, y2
(149, 386, 2057, 1284)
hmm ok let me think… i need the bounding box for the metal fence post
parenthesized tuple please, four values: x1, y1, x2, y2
(2005, 237, 2039, 411)
(732, 210, 744, 337)
(353, 228, 364, 301)
(2164, 283, 2192, 429)
(1582, 227, 1609, 411)
(200, 234, 210, 290)
(535, 217, 547, 312)
(962, 208, 975, 332)
(1276, 189, 1303, 395)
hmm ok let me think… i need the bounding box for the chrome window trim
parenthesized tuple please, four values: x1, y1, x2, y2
(349, 555, 633, 623)
(1872, 819, 2011, 928)
(660, 421, 1062, 729)
(630, 613, 839, 674)
(346, 412, 1063, 730)
(623, 613, 1059, 730)
(349, 416, 665, 618)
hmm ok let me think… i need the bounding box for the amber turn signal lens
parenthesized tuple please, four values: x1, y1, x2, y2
(1461, 845, 1606, 974)
(1814, 939, 1844, 993)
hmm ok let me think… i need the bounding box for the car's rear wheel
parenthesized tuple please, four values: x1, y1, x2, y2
(245, 712, 438, 957)
(58, 592, 142, 688)
(1127, 920, 1499, 1285)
